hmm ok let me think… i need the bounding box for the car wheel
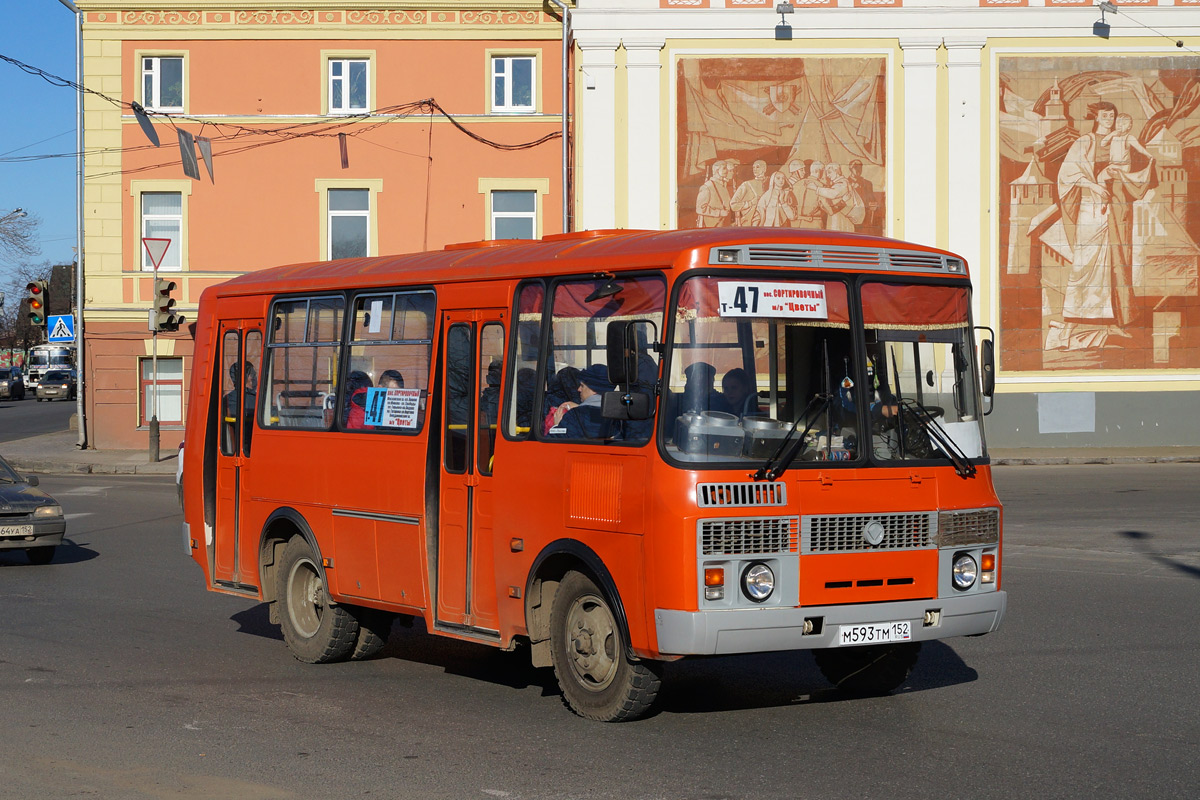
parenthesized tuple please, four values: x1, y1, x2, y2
(276, 535, 359, 663)
(549, 570, 662, 722)
(26, 547, 55, 565)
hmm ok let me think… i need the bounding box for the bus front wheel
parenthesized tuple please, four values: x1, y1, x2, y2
(813, 641, 921, 696)
(549, 571, 661, 722)
(277, 536, 359, 663)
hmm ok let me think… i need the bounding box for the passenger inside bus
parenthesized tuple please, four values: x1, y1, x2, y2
(680, 362, 731, 415)
(543, 366, 582, 434)
(379, 369, 404, 389)
(549, 364, 613, 439)
(223, 361, 257, 453)
(479, 360, 502, 427)
(343, 370, 373, 429)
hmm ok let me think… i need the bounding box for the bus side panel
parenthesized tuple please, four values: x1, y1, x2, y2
(183, 290, 219, 583)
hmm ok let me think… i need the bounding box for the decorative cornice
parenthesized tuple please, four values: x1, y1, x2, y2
(85, 5, 557, 25)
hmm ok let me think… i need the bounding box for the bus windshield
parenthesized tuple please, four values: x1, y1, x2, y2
(662, 275, 985, 468)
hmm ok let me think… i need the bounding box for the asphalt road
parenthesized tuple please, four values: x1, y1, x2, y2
(0, 465, 1197, 799)
(0, 391, 74, 442)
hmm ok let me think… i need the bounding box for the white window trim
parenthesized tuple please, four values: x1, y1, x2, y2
(323, 53, 375, 116)
(138, 53, 187, 113)
(478, 178, 550, 240)
(315, 178, 383, 261)
(130, 180, 192, 272)
(490, 54, 538, 114)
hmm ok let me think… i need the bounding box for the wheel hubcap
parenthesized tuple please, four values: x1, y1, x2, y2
(566, 593, 618, 692)
(287, 557, 325, 638)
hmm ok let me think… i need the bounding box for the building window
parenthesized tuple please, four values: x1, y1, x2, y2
(491, 191, 537, 240)
(328, 58, 369, 114)
(141, 357, 184, 425)
(142, 56, 184, 112)
(492, 56, 535, 113)
(141, 192, 182, 271)
(328, 188, 370, 259)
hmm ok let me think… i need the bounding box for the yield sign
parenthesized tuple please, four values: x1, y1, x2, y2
(142, 237, 171, 270)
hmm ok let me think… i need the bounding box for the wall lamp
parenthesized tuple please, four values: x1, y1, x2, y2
(1094, 1, 1117, 39)
(775, 2, 794, 41)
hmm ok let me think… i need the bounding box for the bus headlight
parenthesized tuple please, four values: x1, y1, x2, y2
(951, 553, 978, 590)
(741, 562, 775, 603)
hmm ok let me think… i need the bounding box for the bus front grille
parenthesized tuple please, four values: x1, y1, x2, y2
(802, 512, 936, 554)
(699, 517, 800, 556)
(696, 481, 787, 508)
(937, 508, 1000, 547)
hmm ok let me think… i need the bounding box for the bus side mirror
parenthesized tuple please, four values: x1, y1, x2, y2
(606, 322, 635, 388)
(601, 390, 651, 421)
(980, 338, 995, 398)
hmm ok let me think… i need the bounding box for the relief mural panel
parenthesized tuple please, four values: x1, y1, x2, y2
(998, 56, 1200, 371)
(676, 56, 887, 238)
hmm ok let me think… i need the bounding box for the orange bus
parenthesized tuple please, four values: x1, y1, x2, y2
(180, 227, 1005, 721)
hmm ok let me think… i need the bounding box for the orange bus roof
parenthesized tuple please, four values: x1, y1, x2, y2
(210, 227, 962, 299)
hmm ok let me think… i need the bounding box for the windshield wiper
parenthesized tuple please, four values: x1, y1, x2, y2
(752, 392, 832, 482)
(899, 398, 976, 478)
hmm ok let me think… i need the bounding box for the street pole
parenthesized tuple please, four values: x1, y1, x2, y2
(150, 262, 160, 463)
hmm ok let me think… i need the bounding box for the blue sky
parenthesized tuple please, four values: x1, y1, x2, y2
(0, 1, 80, 282)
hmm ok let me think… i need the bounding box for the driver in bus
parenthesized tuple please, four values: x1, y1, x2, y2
(720, 368, 759, 417)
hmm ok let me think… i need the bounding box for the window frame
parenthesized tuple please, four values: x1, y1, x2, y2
(139, 356, 185, 426)
(489, 53, 538, 114)
(139, 53, 186, 113)
(323, 52, 375, 116)
(315, 178, 382, 261)
(131, 180, 192, 272)
(261, 294, 346, 431)
(478, 178, 550, 241)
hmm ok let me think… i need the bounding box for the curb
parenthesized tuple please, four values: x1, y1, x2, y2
(7, 458, 177, 476)
(992, 455, 1200, 466)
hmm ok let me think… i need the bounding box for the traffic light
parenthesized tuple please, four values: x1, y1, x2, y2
(152, 277, 185, 332)
(25, 280, 48, 327)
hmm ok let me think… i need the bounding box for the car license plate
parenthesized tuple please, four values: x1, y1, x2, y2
(836, 621, 912, 646)
(0, 525, 34, 537)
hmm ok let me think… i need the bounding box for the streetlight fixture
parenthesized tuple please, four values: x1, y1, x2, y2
(1094, 1, 1117, 39)
(775, 2, 794, 41)
(0, 208, 27, 224)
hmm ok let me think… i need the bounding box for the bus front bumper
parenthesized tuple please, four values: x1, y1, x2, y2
(654, 591, 1006, 656)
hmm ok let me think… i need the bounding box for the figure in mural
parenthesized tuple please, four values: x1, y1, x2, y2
(696, 159, 734, 228)
(998, 58, 1200, 370)
(1052, 101, 1155, 347)
(793, 160, 826, 229)
(816, 163, 865, 233)
(754, 171, 798, 227)
(847, 159, 878, 232)
(730, 160, 768, 226)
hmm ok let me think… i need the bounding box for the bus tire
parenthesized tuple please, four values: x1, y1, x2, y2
(549, 570, 661, 722)
(277, 536, 358, 664)
(348, 606, 393, 661)
(813, 641, 921, 696)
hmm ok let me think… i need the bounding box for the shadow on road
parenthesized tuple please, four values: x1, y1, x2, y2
(1118, 529, 1200, 580)
(0, 538, 98, 567)
(655, 640, 976, 714)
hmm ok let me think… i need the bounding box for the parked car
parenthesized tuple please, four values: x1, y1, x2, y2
(0, 366, 26, 400)
(36, 370, 76, 402)
(0, 453, 65, 564)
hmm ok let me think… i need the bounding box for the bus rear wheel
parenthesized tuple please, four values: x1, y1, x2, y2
(549, 571, 661, 722)
(813, 641, 921, 696)
(277, 536, 358, 663)
(348, 606, 393, 661)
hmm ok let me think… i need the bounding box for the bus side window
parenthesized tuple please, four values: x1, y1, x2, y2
(477, 322, 505, 475)
(506, 281, 544, 439)
(220, 330, 240, 456)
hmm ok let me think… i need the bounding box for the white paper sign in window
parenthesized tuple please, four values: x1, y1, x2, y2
(717, 281, 827, 319)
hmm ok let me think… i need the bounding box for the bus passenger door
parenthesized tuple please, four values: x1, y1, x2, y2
(437, 310, 505, 634)
(213, 322, 263, 590)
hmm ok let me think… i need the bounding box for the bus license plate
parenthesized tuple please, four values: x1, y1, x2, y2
(836, 621, 912, 646)
(0, 525, 34, 537)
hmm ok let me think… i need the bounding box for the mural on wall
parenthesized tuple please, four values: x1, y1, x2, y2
(999, 56, 1200, 371)
(677, 56, 887, 237)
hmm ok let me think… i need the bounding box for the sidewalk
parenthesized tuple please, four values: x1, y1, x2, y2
(1, 430, 178, 476)
(2, 429, 1198, 476)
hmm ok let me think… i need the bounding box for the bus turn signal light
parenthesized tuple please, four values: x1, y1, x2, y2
(981, 553, 996, 584)
(704, 567, 725, 601)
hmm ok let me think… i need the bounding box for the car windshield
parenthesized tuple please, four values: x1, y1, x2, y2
(44, 371, 70, 381)
(0, 453, 18, 483)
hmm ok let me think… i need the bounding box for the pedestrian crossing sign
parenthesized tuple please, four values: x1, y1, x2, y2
(48, 314, 75, 343)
